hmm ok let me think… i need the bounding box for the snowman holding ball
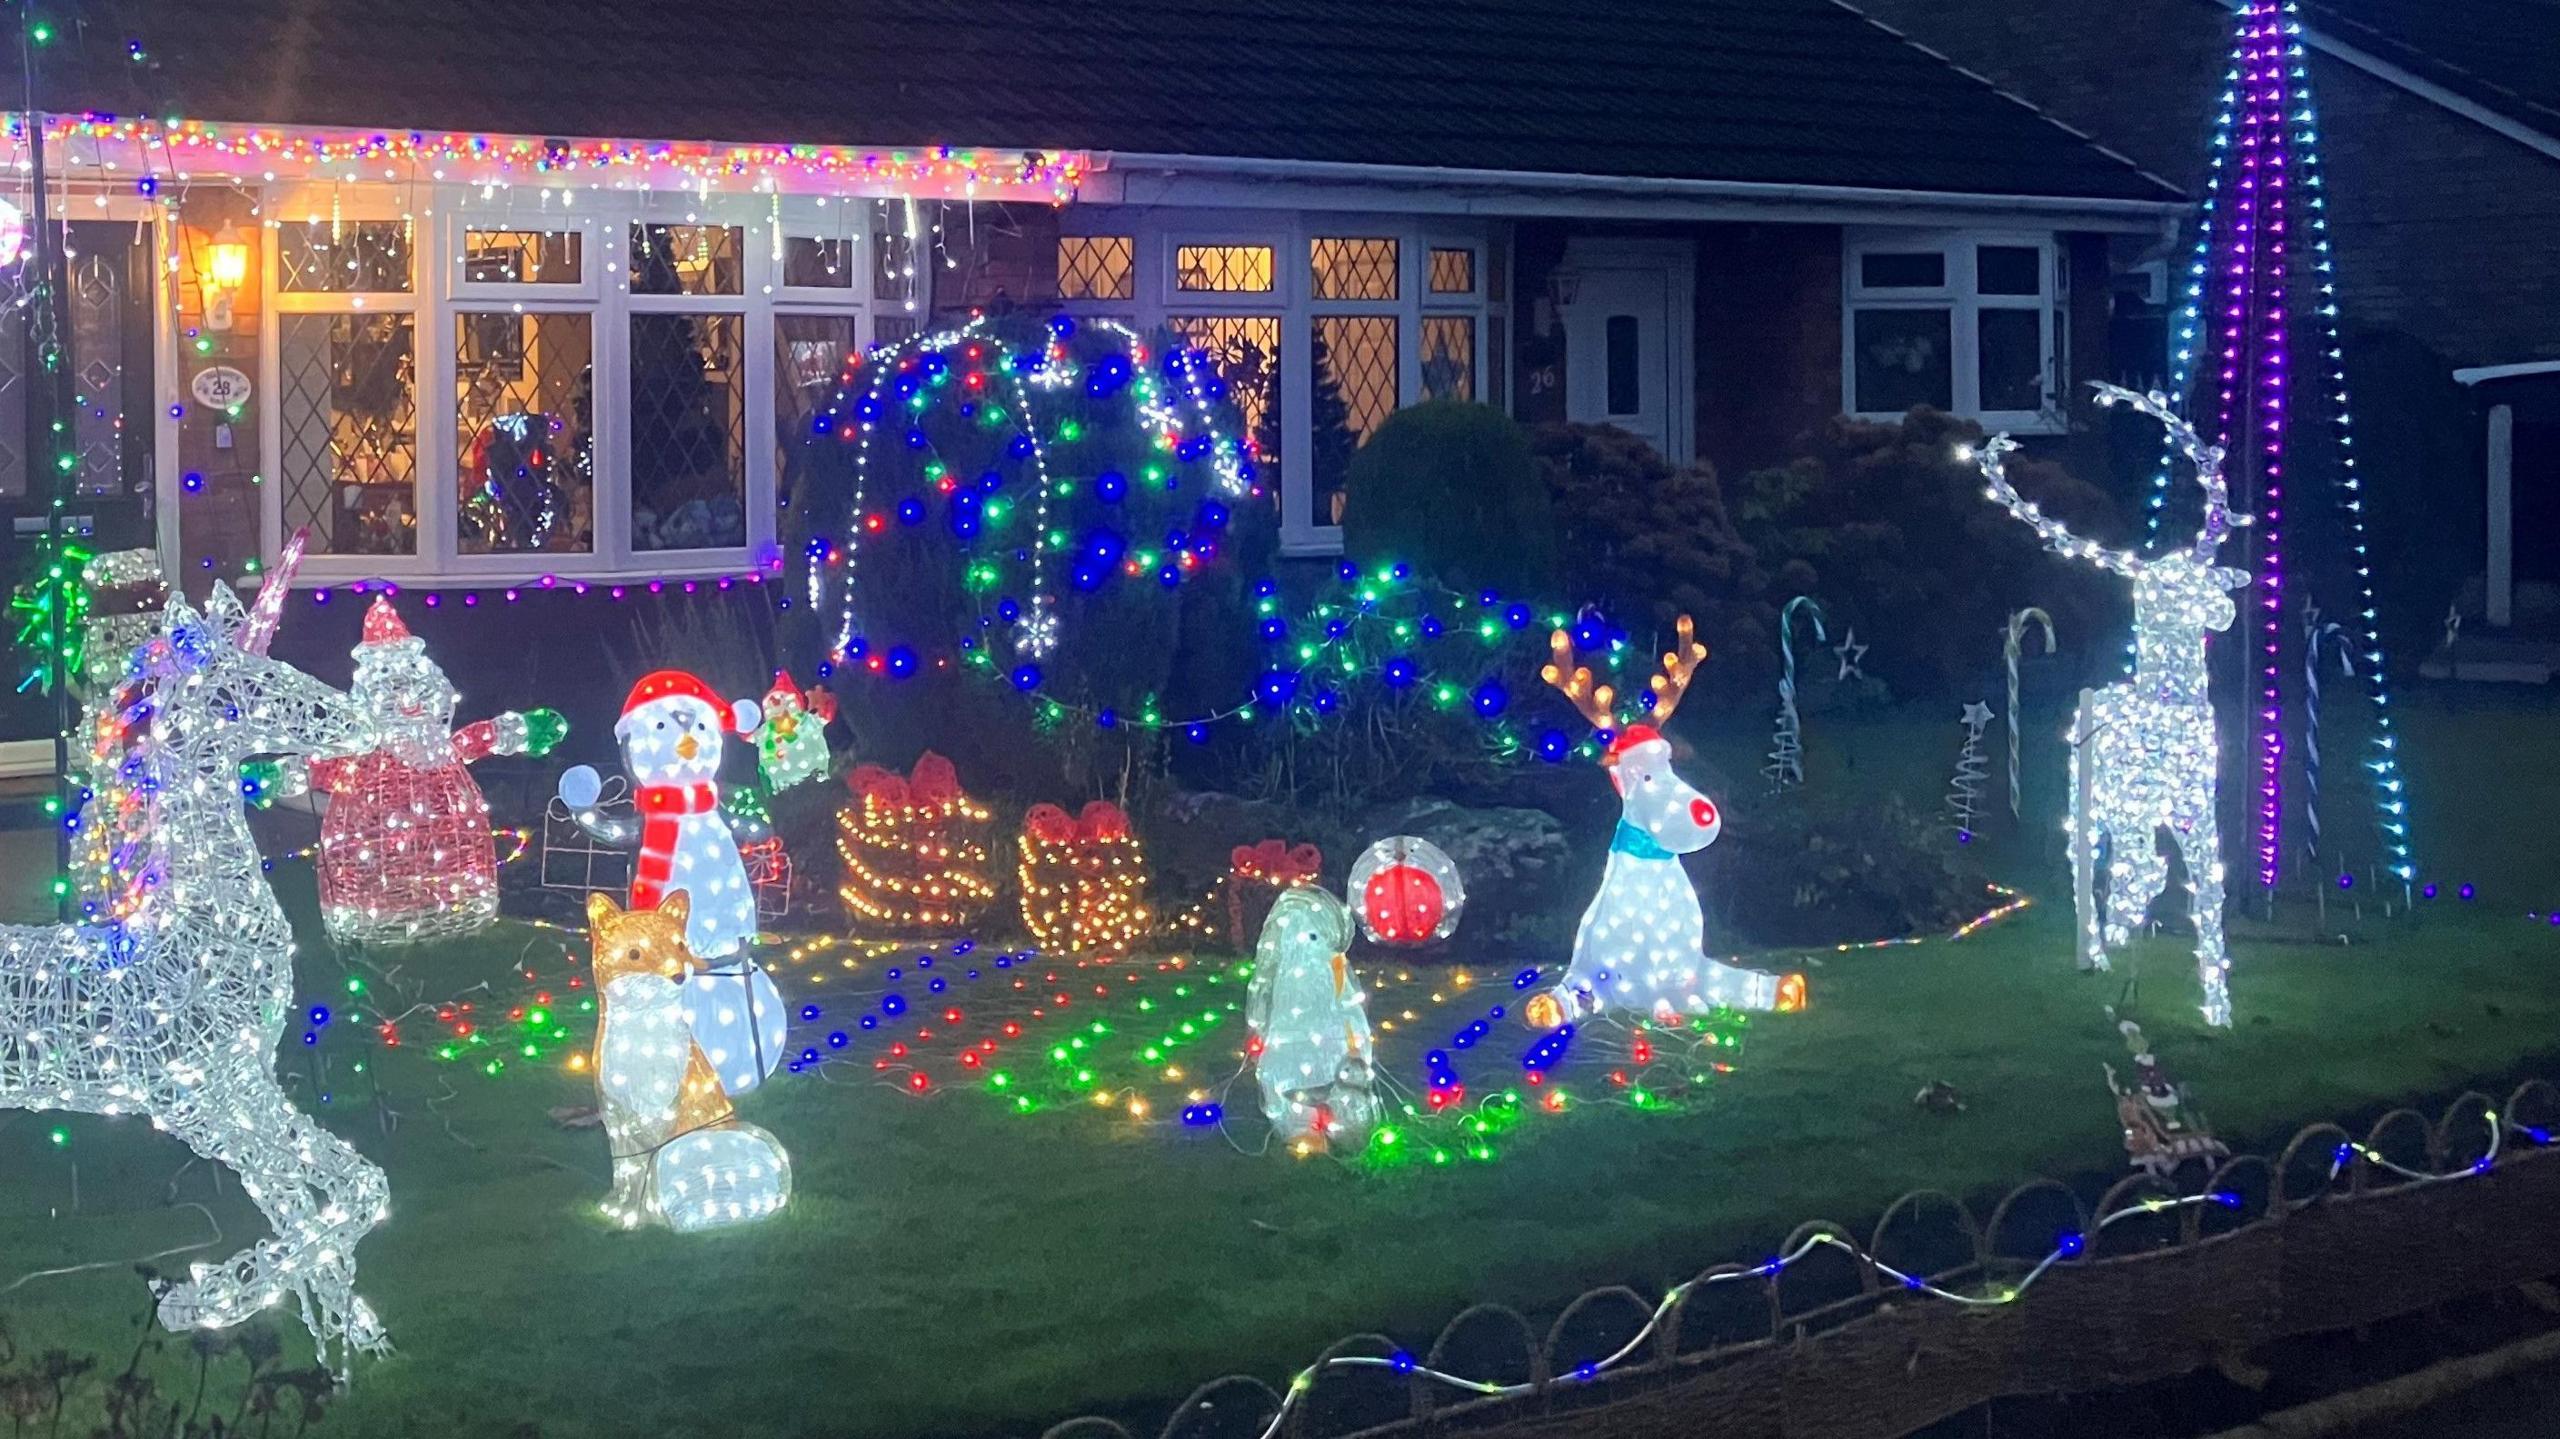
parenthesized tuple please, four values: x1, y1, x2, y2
(559, 670, 789, 1092)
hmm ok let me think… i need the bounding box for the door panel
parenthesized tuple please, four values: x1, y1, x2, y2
(1, 219, 160, 762)
(1562, 266, 1675, 459)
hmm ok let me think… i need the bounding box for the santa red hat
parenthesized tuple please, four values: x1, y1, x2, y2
(616, 669, 761, 740)
(354, 595, 423, 657)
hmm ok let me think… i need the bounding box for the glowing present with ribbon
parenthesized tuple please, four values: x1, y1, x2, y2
(1346, 835, 1464, 945)
(1018, 800, 1152, 959)
(835, 752, 995, 931)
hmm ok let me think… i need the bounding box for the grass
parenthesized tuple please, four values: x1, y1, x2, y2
(3, 689, 2558, 1438)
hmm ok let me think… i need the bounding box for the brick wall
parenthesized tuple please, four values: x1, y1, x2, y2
(1850, 0, 2560, 368)
(1695, 223, 1844, 475)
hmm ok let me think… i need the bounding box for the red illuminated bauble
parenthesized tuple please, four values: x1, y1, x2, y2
(1362, 864, 1444, 943)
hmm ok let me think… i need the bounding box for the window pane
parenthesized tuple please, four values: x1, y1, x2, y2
(456, 311, 593, 555)
(629, 223, 742, 296)
(1604, 314, 1641, 416)
(67, 243, 145, 498)
(463, 228, 582, 285)
(1421, 314, 1475, 402)
(1976, 245, 2042, 296)
(775, 314, 855, 503)
(1852, 307, 1953, 414)
(1977, 309, 2045, 412)
(279, 312, 416, 555)
(1165, 314, 1281, 503)
(629, 313, 745, 551)
(1857, 250, 1943, 290)
(871, 314, 920, 348)
(1428, 247, 1476, 295)
(1058, 235, 1135, 301)
(278, 220, 411, 293)
(1174, 245, 1275, 294)
(1314, 315, 1396, 526)
(1311, 238, 1398, 301)
(782, 237, 855, 289)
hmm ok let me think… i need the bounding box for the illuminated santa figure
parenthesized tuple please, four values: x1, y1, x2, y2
(289, 596, 564, 945)
(559, 671, 787, 1091)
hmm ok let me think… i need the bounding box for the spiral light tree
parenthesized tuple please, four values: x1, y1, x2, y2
(1975, 385, 2251, 1025)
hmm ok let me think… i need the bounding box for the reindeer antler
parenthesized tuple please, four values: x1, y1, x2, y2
(1542, 628, 1619, 733)
(1648, 614, 1708, 725)
(2088, 382, 2252, 562)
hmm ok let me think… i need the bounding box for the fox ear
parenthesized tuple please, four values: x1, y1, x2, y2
(658, 889, 691, 931)
(586, 891, 622, 930)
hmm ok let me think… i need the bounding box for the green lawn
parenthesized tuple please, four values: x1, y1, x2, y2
(4, 691, 2558, 1438)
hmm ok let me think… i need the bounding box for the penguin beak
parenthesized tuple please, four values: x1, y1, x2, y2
(675, 734, 701, 762)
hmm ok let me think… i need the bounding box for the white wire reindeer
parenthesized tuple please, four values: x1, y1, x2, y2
(1974, 384, 2252, 1027)
(0, 551, 392, 1374)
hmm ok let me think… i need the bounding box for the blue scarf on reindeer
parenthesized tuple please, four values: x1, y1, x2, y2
(1610, 820, 1674, 860)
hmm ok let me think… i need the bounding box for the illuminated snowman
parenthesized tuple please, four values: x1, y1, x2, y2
(559, 671, 787, 1092)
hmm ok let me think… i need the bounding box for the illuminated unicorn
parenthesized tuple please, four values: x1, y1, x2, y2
(0, 541, 392, 1374)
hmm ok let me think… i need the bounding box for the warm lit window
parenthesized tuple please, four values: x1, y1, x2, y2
(462, 228, 582, 285)
(1058, 235, 1135, 301)
(274, 215, 419, 557)
(1058, 217, 1505, 555)
(1174, 244, 1275, 294)
(631, 223, 743, 297)
(455, 311, 593, 555)
(1845, 231, 2058, 429)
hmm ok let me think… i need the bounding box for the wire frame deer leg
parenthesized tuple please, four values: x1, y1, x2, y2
(2068, 688, 2107, 973)
(2180, 807, 2234, 1027)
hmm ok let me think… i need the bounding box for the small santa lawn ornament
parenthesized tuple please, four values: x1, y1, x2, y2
(559, 670, 787, 1092)
(758, 672, 836, 792)
(1346, 835, 1464, 945)
(262, 595, 565, 945)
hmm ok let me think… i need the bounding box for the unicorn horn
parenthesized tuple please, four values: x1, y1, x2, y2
(240, 527, 310, 655)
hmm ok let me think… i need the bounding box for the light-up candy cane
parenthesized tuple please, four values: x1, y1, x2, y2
(1763, 595, 1825, 790)
(2003, 607, 2055, 820)
(2300, 600, 2354, 872)
(1975, 383, 2251, 1026)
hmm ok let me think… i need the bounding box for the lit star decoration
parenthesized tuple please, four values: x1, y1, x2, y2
(1017, 801, 1153, 960)
(1530, 616, 1804, 1027)
(1975, 384, 2250, 1025)
(1832, 627, 1867, 682)
(1346, 835, 1465, 945)
(252, 596, 565, 945)
(2143, 0, 2412, 892)
(1246, 888, 1379, 1151)
(557, 671, 788, 1090)
(1, 542, 396, 1376)
(585, 892, 791, 1232)
(835, 752, 996, 931)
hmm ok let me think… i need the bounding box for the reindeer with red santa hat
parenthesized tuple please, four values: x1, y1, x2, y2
(1528, 617, 1806, 1029)
(557, 671, 787, 1093)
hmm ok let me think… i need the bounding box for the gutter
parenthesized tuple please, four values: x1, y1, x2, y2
(1098, 151, 2189, 226)
(2453, 361, 2560, 386)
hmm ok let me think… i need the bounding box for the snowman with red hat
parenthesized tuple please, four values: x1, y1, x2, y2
(559, 670, 788, 1092)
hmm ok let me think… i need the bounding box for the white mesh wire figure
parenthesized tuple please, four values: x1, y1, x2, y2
(542, 776, 636, 901)
(1974, 383, 2251, 1026)
(0, 549, 394, 1376)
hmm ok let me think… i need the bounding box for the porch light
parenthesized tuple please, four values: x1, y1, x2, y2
(202, 221, 250, 329)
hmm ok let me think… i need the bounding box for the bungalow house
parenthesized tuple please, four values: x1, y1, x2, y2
(0, 0, 2187, 773)
(1850, 0, 2560, 675)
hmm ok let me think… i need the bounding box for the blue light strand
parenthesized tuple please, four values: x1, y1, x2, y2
(1236, 1110, 2525, 1439)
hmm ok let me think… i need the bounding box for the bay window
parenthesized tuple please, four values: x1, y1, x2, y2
(1844, 229, 2062, 433)
(265, 187, 915, 581)
(1059, 211, 1507, 556)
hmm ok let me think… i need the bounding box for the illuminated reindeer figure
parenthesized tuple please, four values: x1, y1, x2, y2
(1531, 616, 1803, 1026)
(0, 542, 393, 1374)
(1974, 384, 2252, 1026)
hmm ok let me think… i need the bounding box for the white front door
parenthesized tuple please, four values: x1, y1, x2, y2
(1559, 242, 1694, 463)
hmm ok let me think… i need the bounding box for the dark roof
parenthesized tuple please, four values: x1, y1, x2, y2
(2304, 0, 2560, 142)
(50, 0, 2181, 204)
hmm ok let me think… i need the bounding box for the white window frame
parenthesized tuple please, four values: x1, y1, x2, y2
(1060, 209, 1505, 558)
(1842, 228, 2062, 435)
(265, 183, 922, 584)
